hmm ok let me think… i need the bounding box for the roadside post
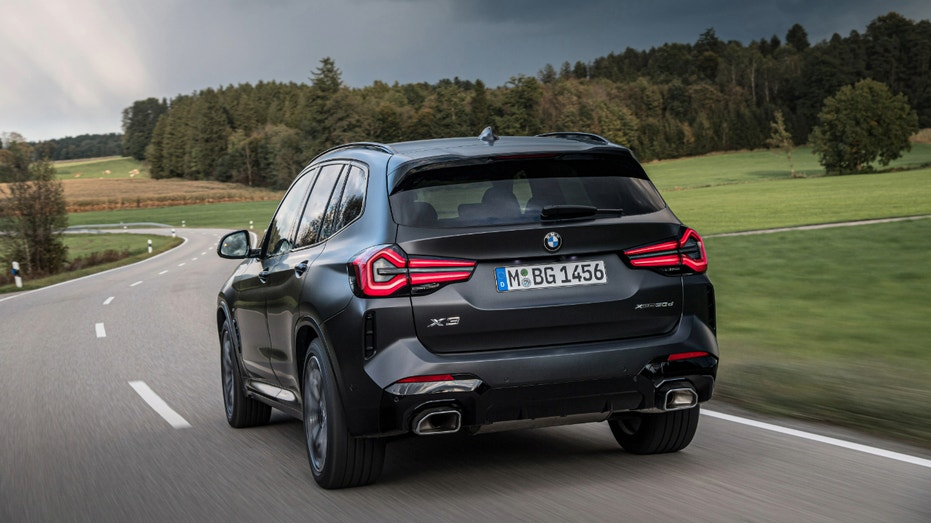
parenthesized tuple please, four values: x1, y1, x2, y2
(182, 220, 186, 228)
(12, 261, 22, 288)
(249, 220, 254, 230)
(148, 239, 153, 254)
(171, 228, 176, 238)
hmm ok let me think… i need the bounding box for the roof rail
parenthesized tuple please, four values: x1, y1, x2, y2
(312, 141, 396, 160)
(536, 132, 612, 145)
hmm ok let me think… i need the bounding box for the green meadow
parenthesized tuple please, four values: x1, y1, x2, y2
(707, 220, 930, 445)
(54, 156, 148, 179)
(66, 200, 279, 230)
(0, 234, 182, 292)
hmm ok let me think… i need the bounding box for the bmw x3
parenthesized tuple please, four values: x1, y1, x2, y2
(216, 128, 718, 489)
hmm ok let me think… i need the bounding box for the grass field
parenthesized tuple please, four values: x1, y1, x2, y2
(644, 143, 931, 190)
(60, 178, 282, 213)
(708, 219, 931, 445)
(644, 143, 931, 234)
(42, 156, 284, 213)
(54, 156, 147, 179)
(67, 200, 281, 230)
(0, 234, 183, 293)
(662, 168, 931, 234)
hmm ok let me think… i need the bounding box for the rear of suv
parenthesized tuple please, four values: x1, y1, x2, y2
(216, 129, 718, 489)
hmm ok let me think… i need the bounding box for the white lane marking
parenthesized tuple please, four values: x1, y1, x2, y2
(178, 263, 186, 267)
(158, 270, 168, 275)
(707, 215, 931, 238)
(129, 381, 192, 429)
(95, 323, 106, 338)
(103, 297, 115, 305)
(201, 252, 207, 256)
(191, 257, 198, 261)
(703, 409, 931, 469)
(130, 281, 143, 287)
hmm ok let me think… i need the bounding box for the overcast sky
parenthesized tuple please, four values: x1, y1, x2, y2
(2, 0, 930, 142)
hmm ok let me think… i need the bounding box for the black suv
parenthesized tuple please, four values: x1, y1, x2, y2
(216, 129, 718, 489)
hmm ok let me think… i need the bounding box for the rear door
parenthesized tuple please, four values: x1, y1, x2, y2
(232, 170, 315, 380)
(391, 154, 685, 354)
(265, 162, 344, 389)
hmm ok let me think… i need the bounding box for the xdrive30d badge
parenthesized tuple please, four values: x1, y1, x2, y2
(216, 129, 718, 489)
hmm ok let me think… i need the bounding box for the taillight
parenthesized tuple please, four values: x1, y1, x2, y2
(409, 257, 476, 286)
(352, 246, 408, 297)
(351, 245, 476, 297)
(624, 228, 708, 274)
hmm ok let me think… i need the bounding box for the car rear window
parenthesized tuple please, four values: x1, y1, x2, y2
(389, 155, 666, 227)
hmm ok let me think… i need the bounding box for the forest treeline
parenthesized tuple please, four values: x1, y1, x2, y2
(27, 133, 123, 161)
(120, 12, 930, 189)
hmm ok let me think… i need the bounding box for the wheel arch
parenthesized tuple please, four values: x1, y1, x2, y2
(295, 321, 321, 393)
(217, 299, 237, 347)
(294, 315, 357, 421)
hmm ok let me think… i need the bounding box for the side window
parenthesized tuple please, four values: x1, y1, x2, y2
(294, 164, 343, 248)
(264, 168, 315, 258)
(321, 165, 367, 239)
(319, 172, 348, 240)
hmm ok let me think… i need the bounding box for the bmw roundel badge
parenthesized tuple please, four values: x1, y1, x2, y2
(544, 232, 562, 252)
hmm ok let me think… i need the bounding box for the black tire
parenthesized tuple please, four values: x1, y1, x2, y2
(303, 339, 385, 489)
(221, 320, 271, 428)
(609, 405, 700, 454)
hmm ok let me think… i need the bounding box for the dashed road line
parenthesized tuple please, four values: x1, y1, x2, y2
(178, 263, 186, 267)
(129, 381, 192, 429)
(95, 323, 106, 338)
(103, 297, 115, 305)
(130, 281, 143, 287)
(158, 270, 168, 275)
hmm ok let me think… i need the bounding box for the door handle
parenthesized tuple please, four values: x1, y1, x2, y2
(294, 261, 309, 277)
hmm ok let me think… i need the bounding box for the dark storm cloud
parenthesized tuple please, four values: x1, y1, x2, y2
(446, 0, 929, 46)
(3, 0, 930, 141)
(446, 0, 929, 42)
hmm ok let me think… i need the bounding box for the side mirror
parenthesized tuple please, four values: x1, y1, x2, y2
(217, 230, 255, 259)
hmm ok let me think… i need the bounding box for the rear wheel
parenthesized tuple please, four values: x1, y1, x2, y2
(303, 339, 385, 489)
(609, 405, 700, 454)
(220, 320, 271, 428)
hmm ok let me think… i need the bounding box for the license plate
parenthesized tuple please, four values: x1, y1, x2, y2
(495, 260, 607, 292)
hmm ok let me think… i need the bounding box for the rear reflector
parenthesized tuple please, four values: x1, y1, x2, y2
(668, 351, 711, 362)
(386, 375, 483, 396)
(396, 374, 455, 383)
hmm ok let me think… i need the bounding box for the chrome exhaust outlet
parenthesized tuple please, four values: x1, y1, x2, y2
(662, 387, 698, 411)
(412, 407, 461, 435)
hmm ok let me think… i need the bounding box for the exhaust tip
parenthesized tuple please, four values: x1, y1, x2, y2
(412, 407, 461, 435)
(663, 387, 698, 411)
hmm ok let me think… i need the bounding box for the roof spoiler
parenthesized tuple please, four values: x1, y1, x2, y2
(536, 132, 612, 145)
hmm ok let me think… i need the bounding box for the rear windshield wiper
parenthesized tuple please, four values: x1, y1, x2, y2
(540, 205, 624, 220)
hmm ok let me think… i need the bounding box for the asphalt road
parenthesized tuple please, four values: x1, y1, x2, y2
(1, 228, 929, 522)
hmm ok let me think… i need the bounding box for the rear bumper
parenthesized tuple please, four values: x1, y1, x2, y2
(355, 314, 717, 437)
